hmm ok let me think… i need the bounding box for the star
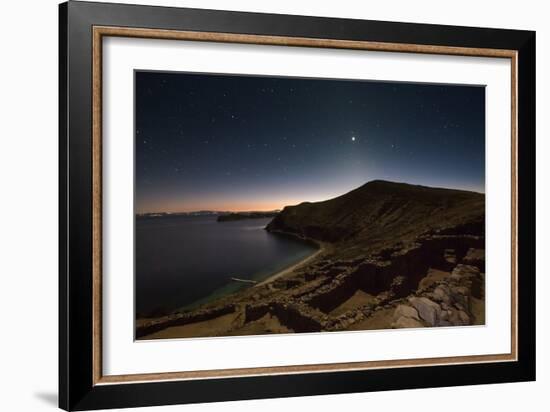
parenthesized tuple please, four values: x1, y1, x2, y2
(351, 136, 356, 142)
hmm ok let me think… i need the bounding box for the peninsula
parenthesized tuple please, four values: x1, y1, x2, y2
(217, 211, 279, 222)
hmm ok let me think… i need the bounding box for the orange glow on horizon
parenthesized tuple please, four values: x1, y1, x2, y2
(137, 198, 315, 214)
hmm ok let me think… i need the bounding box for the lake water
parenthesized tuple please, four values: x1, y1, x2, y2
(135, 215, 317, 317)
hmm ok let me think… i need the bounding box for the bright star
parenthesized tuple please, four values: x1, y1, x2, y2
(351, 136, 356, 142)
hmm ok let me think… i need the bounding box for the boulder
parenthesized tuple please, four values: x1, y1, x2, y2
(448, 309, 470, 326)
(408, 297, 441, 326)
(393, 304, 420, 321)
(457, 310, 470, 324)
(439, 309, 450, 322)
(432, 285, 451, 304)
(450, 285, 471, 311)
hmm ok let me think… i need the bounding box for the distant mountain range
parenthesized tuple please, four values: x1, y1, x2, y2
(217, 211, 279, 222)
(137, 210, 280, 219)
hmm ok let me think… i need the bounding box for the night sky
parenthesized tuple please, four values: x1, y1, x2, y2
(135, 71, 485, 214)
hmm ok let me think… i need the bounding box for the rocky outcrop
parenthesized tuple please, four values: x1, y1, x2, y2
(297, 233, 484, 314)
(391, 264, 484, 329)
(408, 297, 441, 326)
(394, 304, 420, 321)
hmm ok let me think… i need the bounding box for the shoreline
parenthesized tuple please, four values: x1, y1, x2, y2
(168, 228, 323, 314)
(255, 247, 324, 287)
(255, 229, 325, 287)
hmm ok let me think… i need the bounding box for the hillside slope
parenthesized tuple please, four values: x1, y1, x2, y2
(266, 180, 484, 254)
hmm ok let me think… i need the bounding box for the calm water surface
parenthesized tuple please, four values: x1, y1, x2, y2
(136, 215, 317, 316)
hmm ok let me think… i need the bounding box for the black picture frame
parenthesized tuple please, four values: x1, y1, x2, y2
(59, 1, 536, 410)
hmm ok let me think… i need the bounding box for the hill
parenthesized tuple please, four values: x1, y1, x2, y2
(267, 180, 484, 256)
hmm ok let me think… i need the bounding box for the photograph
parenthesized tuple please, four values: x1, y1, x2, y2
(53, 1, 536, 409)
(134, 71, 486, 340)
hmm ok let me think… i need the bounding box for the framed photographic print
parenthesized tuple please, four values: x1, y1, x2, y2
(59, 1, 536, 410)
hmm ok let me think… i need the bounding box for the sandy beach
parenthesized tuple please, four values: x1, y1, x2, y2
(255, 246, 324, 287)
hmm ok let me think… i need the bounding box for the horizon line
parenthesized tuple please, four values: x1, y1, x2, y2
(136, 179, 485, 215)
